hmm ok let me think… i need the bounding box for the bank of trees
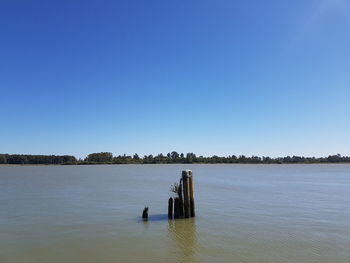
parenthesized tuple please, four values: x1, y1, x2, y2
(79, 152, 350, 164)
(1, 152, 349, 165)
(85, 152, 113, 163)
(0, 154, 76, 164)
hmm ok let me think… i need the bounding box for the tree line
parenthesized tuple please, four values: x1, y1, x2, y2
(1, 152, 350, 165)
(0, 154, 76, 165)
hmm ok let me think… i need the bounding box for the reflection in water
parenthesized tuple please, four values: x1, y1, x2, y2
(138, 213, 168, 223)
(147, 213, 168, 221)
(168, 218, 197, 263)
(141, 214, 168, 229)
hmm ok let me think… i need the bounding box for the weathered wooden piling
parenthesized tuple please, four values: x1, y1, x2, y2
(189, 174, 195, 217)
(182, 171, 191, 218)
(178, 197, 184, 218)
(174, 197, 180, 219)
(178, 183, 184, 218)
(142, 207, 148, 221)
(168, 197, 173, 219)
(167, 170, 195, 221)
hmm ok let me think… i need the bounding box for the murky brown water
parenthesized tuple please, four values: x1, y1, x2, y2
(1, 164, 349, 263)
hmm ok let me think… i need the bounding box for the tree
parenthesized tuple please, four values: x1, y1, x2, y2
(86, 152, 113, 163)
(186, 153, 196, 163)
(171, 151, 179, 160)
(328, 154, 342, 163)
(0, 154, 7, 164)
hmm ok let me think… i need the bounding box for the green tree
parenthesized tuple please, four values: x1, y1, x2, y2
(86, 152, 113, 163)
(0, 154, 7, 164)
(171, 151, 179, 160)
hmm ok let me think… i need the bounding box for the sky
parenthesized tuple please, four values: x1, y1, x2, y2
(0, 0, 349, 158)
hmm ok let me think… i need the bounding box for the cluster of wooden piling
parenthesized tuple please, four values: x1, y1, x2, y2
(168, 170, 195, 219)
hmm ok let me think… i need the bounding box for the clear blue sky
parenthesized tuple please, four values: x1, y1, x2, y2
(1, 0, 349, 158)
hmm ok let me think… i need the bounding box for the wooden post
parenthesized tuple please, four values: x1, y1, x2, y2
(142, 207, 148, 221)
(174, 197, 180, 219)
(178, 182, 184, 218)
(168, 197, 173, 219)
(182, 171, 191, 218)
(178, 197, 184, 218)
(189, 174, 195, 217)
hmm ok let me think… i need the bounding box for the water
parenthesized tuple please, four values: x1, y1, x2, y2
(0, 164, 349, 263)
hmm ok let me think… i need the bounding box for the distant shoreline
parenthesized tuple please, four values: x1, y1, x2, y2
(1, 152, 349, 165)
(1, 163, 350, 167)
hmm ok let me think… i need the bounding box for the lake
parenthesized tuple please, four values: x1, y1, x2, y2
(0, 164, 349, 263)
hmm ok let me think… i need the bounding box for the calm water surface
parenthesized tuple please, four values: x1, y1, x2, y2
(0, 164, 349, 263)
